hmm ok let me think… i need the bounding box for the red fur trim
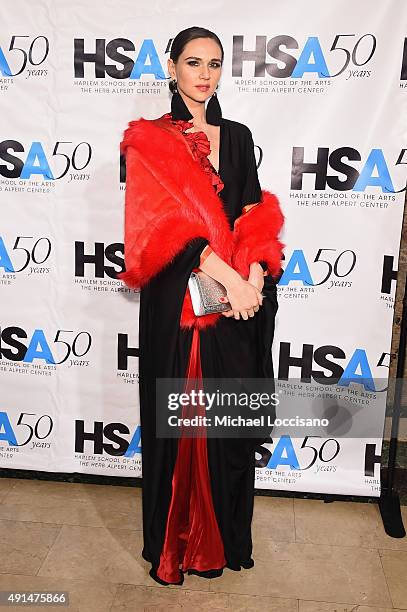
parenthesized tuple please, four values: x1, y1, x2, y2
(120, 118, 233, 263)
(118, 118, 285, 328)
(179, 286, 223, 330)
(117, 144, 213, 288)
(232, 190, 285, 279)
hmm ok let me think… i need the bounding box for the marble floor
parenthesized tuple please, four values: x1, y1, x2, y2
(0, 477, 406, 611)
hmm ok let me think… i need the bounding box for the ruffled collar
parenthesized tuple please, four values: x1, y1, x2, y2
(162, 113, 224, 196)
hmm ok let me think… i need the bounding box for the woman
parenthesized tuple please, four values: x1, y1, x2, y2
(118, 26, 284, 586)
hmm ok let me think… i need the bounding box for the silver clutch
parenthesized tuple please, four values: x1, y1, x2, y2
(188, 270, 231, 316)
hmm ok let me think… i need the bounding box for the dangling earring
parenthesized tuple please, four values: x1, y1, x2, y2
(206, 88, 222, 126)
(169, 78, 193, 121)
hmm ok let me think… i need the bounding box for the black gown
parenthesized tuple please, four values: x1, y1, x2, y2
(137, 113, 279, 584)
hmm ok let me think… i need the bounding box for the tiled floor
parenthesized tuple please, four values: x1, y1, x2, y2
(0, 477, 406, 611)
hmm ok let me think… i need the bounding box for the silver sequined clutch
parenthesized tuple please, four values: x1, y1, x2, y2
(188, 270, 231, 316)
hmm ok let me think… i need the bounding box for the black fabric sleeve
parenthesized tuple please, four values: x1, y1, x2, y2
(186, 237, 210, 268)
(241, 127, 262, 207)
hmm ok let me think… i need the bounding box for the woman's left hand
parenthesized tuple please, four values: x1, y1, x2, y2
(221, 262, 265, 317)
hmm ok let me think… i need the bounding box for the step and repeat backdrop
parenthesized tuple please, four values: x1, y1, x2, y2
(1, 0, 407, 496)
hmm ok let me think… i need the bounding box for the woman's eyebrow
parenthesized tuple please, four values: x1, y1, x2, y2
(184, 56, 222, 62)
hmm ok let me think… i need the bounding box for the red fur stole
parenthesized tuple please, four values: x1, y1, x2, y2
(117, 116, 285, 329)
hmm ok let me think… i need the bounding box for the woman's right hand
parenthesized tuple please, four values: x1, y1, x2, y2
(221, 278, 263, 320)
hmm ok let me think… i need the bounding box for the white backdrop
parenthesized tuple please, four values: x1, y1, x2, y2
(1, 0, 407, 495)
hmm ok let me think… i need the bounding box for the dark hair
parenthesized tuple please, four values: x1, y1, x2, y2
(169, 26, 224, 93)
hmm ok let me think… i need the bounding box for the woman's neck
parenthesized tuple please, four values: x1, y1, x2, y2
(180, 92, 207, 127)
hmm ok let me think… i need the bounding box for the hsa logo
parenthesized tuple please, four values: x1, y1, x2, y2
(75, 421, 142, 456)
(291, 147, 406, 193)
(74, 38, 166, 79)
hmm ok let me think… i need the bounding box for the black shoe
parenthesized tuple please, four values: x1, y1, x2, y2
(149, 567, 184, 586)
(240, 558, 255, 569)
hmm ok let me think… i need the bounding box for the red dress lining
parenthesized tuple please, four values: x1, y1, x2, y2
(156, 326, 226, 583)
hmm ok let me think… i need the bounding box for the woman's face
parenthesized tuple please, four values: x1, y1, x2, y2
(168, 37, 223, 104)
